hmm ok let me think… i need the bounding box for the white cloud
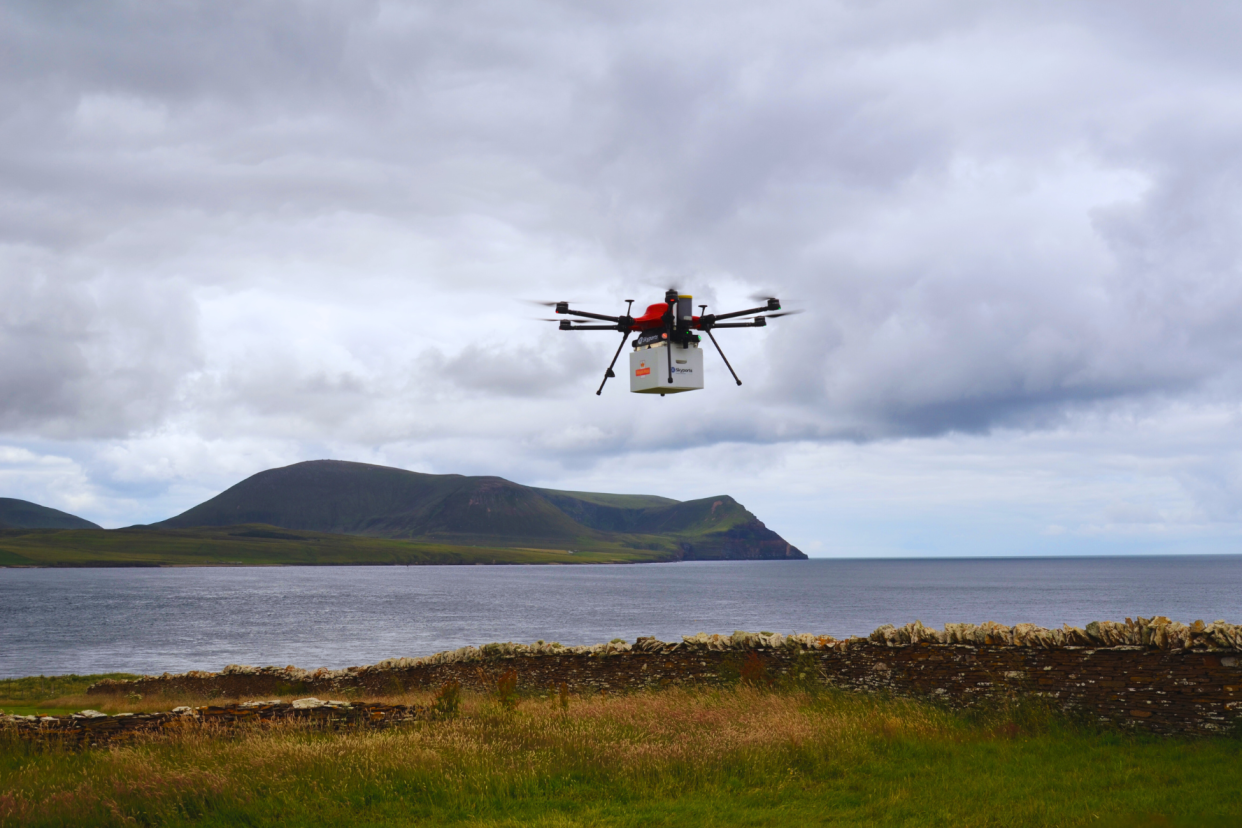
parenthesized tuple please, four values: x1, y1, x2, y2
(0, 446, 96, 517)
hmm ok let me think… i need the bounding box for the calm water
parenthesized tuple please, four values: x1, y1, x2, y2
(2, 556, 1241, 678)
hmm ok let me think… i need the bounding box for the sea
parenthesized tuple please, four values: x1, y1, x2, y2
(2, 556, 1241, 678)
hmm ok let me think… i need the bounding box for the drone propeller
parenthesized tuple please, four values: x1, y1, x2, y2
(761, 309, 803, 319)
(723, 308, 804, 320)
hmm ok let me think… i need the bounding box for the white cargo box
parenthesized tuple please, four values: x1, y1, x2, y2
(630, 342, 704, 394)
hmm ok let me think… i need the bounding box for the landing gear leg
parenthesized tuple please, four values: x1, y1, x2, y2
(596, 332, 631, 396)
(705, 329, 742, 386)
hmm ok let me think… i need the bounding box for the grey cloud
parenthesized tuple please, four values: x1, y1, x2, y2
(3, 0, 1242, 469)
(0, 253, 200, 438)
(427, 338, 610, 399)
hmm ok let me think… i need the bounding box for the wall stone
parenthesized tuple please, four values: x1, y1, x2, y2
(82, 618, 1242, 736)
(1, 699, 430, 746)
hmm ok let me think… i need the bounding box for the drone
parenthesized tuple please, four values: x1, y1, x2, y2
(538, 289, 798, 396)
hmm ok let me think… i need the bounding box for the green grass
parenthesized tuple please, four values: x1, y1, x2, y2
(0, 673, 140, 702)
(0, 525, 676, 567)
(0, 673, 140, 717)
(534, 487, 680, 509)
(3, 682, 1240, 826)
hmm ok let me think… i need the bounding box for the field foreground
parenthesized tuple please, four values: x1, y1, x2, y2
(3, 678, 1241, 827)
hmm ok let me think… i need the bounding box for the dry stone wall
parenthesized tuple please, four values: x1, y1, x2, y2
(2, 699, 430, 746)
(83, 617, 1242, 736)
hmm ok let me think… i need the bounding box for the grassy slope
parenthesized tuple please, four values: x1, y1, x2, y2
(155, 461, 613, 541)
(0, 497, 100, 530)
(0, 526, 673, 568)
(2, 681, 1240, 827)
(632, 495, 752, 535)
(533, 488, 680, 509)
(154, 461, 471, 534)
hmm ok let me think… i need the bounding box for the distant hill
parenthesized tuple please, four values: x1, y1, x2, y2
(0, 498, 101, 530)
(153, 460, 805, 561)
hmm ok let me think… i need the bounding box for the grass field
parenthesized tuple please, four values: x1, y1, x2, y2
(3, 677, 1240, 826)
(0, 673, 140, 716)
(0, 525, 674, 568)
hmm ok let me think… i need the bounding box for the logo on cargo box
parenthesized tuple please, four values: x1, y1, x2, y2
(635, 361, 650, 377)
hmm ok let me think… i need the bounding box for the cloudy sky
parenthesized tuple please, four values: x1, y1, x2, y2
(3, 1, 1242, 557)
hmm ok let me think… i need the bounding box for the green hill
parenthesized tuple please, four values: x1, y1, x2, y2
(0, 498, 100, 530)
(153, 460, 805, 561)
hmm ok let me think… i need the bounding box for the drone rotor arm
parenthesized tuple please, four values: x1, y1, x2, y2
(708, 298, 780, 322)
(560, 308, 625, 324)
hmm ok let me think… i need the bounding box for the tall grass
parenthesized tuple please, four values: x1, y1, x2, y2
(3, 685, 1240, 827)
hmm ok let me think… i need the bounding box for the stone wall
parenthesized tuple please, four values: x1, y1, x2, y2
(2, 699, 430, 746)
(86, 617, 1242, 736)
